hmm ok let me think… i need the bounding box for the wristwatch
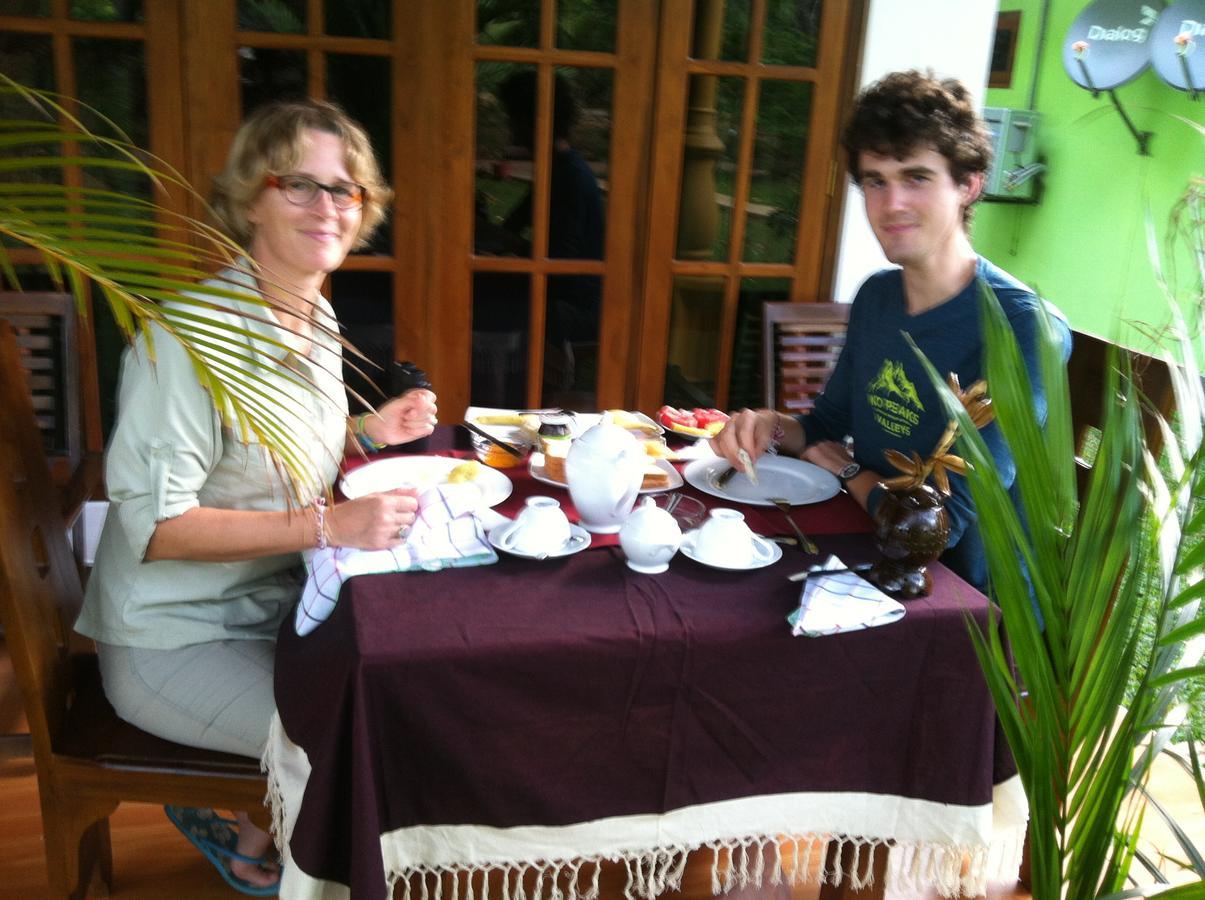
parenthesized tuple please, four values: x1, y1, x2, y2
(836, 461, 861, 482)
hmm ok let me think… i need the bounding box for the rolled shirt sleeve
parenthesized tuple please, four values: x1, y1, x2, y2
(105, 320, 223, 562)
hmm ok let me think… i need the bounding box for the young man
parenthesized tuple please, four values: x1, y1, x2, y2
(712, 70, 1071, 592)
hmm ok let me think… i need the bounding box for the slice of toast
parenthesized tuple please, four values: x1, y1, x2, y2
(641, 463, 671, 491)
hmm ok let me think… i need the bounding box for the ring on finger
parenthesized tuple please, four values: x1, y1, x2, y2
(397, 525, 411, 540)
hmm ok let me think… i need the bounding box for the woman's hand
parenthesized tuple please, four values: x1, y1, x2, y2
(364, 389, 439, 446)
(709, 408, 785, 468)
(327, 489, 420, 550)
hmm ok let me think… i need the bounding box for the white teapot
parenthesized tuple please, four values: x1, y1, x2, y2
(565, 419, 645, 533)
(619, 496, 682, 573)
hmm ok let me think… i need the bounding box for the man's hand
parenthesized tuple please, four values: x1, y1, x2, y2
(709, 408, 782, 469)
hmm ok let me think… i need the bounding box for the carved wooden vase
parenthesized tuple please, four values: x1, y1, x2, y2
(866, 483, 950, 599)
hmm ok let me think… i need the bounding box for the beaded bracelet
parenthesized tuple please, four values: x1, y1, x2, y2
(355, 412, 388, 452)
(767, 420, 786, 456)
(312, 496, 329, 550)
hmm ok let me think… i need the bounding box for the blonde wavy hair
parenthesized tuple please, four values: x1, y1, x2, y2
(211, 99, 393, 250)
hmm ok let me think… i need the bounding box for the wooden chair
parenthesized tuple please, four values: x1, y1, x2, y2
(761, 302, 848, 414)
(1066, 329, 1177, 492)
(0, 291, 105, 527)
(762, 301, 851, 414)
(0, 321, 267, 899)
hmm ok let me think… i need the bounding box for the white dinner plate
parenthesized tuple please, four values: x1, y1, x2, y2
(464, 407, 666, 443)
(488, 521, 592, 560)
(683, 456, 840, 507)
(340, 456, 512, 507)
(679, 529, 783, 571)
(528, 454, 683, 494)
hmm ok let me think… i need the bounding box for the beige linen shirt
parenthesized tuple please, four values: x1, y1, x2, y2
(75, 268, 349, 649)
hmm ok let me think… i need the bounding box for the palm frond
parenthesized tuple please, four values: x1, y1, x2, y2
(910, 263, 1204, 897)
(0, 75, 354, 500)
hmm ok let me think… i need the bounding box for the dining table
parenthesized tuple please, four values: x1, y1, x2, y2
(264, 426, 1027, 900)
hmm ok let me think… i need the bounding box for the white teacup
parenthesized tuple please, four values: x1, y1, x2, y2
(497, 496, 572, 557)
(690, 508, 775, 569)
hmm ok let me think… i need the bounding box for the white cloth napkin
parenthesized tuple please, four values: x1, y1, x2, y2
(670, 439, 718, 461)
(788, 555, 905, 637)
(295, 483, 502, 636)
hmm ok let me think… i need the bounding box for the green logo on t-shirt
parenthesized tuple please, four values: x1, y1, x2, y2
(867, 360, 923, 437)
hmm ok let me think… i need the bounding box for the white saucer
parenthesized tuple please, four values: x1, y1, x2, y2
(679, 530, 783, 571)
(488, 521, 592, 560)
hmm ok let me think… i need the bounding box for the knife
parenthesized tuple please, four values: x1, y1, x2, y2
(714, 448, 761, 490)
(461, 421, 525, 457)
(787, 563, 873, 583)
(714, 466, 739, 489)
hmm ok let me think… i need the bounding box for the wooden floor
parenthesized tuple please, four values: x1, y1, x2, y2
(30, 635, 1203, 898)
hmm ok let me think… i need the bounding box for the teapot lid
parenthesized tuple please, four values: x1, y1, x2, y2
(623, 495, 682, 534)
(574, 419, 641, 456)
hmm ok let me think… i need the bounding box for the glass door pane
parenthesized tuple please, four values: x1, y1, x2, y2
(743, 79, 812, 263)
(240, 47, 306, 112)
(476, 1, 539, 47)
(238, 0, 305, 32)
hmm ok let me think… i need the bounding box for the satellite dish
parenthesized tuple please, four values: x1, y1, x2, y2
(1149, 0, 1205, 92)
(1064, 0, 1164, 90)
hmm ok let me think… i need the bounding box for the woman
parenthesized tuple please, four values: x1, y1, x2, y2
(74, 100, 433, 894)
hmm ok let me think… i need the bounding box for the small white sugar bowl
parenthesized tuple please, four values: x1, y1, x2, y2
(619, 496, 683, 574)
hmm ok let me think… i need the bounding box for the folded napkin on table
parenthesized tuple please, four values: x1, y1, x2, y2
(787, 555, 905, 637)
(295, 482, 505, 636)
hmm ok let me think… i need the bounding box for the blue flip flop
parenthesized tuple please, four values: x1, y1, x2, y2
(164, 805, 281, 897)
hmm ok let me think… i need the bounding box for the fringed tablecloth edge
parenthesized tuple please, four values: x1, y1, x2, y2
(383, 829, 1026, 900)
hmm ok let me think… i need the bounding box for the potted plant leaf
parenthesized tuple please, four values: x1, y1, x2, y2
(911, 175, 1203, 897)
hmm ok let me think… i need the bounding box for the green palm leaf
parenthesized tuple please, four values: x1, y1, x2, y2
(909, 261, 1203, 897)
(0, 74, 355, 500)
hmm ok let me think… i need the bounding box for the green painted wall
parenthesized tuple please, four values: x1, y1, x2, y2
(974, 1, 1203, 356)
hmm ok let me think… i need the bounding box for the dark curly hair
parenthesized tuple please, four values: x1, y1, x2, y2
(842, 70, 992, 226)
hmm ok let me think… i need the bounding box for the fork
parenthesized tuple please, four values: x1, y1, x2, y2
(768, 496, 819, 555)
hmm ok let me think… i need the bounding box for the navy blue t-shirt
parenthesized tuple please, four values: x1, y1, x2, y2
(798, 257, 1071, 592)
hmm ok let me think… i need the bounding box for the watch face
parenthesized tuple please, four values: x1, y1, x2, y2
(839, 462, 860, 480)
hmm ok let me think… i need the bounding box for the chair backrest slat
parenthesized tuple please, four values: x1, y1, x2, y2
(762, 301, 851, 413)
(0, 321, 84, 760)
(0, 292, 88, 468)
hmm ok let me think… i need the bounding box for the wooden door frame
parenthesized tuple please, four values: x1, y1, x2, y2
(631, 0, 868, 413)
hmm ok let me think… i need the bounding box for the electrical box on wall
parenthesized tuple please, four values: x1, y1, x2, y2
(983, 107, 1044, 202)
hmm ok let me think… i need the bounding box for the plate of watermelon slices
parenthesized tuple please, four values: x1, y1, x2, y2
(656, 406, 730, 441)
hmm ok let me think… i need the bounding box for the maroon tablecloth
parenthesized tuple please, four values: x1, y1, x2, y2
(273, 511, 1016, 898)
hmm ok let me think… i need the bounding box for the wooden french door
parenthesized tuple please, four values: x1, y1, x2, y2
(0, 0, 864, 419)
(634, 0, 863, 413)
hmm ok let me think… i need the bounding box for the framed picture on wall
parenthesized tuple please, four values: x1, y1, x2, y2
(990, 10, 1021, 89)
